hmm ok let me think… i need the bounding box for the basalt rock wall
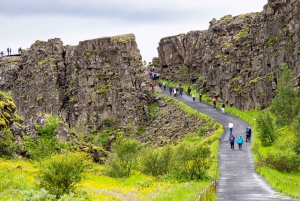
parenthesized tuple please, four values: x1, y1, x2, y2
(0, 34, 154, 131)
(157, 0, 300, 110)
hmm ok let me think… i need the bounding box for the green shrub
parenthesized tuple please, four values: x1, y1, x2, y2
(264, 148, 300, 172)
(36, 114, 59, 138)
(139, 146, 173, 177)
(25, 114, 61, 160)
(256, 111, 277, 146)
(24, 136, 58, 160)
(171, 142, 211, 181)
(105, 137, 140, 177)
(38, 152, 90, 198)
(0, 128, 17, 157)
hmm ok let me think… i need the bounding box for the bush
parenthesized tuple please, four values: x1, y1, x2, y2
(139, 146, 173, 177)
(25, 114, 60, 160)
(171, 142, 211, 181)
(0, 128, 17, 157)
(36, 114, 59, 138)
(105, 137, 140, 177)
(38, 152, 90, 198)
(256, 111, 277, 146)
(264, 148, 300, 172)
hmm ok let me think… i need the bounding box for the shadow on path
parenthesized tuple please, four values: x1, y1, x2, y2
(159, 88, 296, 201)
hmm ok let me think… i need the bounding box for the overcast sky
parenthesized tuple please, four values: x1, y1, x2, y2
(1, 0, 267, 62)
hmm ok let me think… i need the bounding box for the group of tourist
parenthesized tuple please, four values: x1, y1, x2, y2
(0, 47, 22, 56)
(158, 81, 253, 151)
(228, 122, 252, 150)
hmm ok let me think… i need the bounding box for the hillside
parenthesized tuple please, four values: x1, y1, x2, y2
(155, 0, 300, 110)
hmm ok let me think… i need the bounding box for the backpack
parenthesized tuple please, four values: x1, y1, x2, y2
(230, 136, 234, 141)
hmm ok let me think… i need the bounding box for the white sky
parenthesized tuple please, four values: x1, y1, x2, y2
(0, 0, 267, 62)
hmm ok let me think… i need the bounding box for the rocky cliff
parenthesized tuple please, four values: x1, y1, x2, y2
(156, 0, 300, 110)
(0, 34, 155, 133)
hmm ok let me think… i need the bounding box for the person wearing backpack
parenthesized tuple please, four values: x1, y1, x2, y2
(245, 127, 249, 142)
(237, 135, 244, 150)
(229, 133, 235, 150)
(248, 127, 252, 142)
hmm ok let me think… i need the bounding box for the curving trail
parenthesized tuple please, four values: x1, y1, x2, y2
(160, 88, 296, 201)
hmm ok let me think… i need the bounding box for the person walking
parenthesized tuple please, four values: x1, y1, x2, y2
(213, 97, 217, 110)
(187, 87, 191, 96)
(179, 86, 183, 97)
(248, 127, 252, 142)
(163, 81, 166, 90)
(192, 94, 195, 102)
(169, 86, 173, 95)
(229, 133, 235, 150)
(245, 127, 249, 142)
(199, 92, 202, 102)
(229, 122, 233, 134)
(237, 135, 244, 150)
(9, 48, 11, 55)
(173, 88, 177, 97)
(221, 102, 225, 114)
(7, 48, 9, 55)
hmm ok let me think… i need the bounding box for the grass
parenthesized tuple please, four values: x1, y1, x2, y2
(0, 158, 218, 201)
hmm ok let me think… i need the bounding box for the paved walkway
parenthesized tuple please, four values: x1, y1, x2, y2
(160, 88, 296, 201)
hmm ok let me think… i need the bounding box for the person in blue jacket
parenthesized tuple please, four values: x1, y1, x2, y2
(245, 127, 249, 142)
(237, 135, 244, 150)
(229, 133, 235, 150)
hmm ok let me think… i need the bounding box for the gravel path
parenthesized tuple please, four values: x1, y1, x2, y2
(160, 88, 296, 201)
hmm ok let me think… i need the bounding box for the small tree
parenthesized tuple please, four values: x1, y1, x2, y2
(25, 114, 60, 160)
(38, 152, 89, 198)
(0, 128, 16, 157)
(271, 63, 298, 126)
(106, 137, 140, 177)
(139, 146, 173, 177)
(256, 111, 276, 146)
(292, 112, 300, 154)
(172, 142, 211, 180)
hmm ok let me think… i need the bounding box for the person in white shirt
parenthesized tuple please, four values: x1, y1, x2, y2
(229, 122, 233, 134)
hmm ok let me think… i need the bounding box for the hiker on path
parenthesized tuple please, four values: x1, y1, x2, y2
(169, 86, 173, 95)
(248, 127, 252, 142)
(163, 81, 166, 90)
(229, 122, 233, 134)
(221, 102, 225, 114)
(199, 92, 202, 102)
(229, 133, 236, 150)
(179, 86, 183, 97)
(7, 48, 9, 55)
(9, 48, 11, 55)
(0, 51, 3, 57)
(245, 127, 249, 142)
(187, 87, 191, 96)
(173, 88, 177, 97)
(192, 94, 195, 102)
(212, 97, 217, 110)
(237, 135, 244, 150)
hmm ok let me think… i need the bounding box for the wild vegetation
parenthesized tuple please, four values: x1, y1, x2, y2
(0, 93, 222, 200)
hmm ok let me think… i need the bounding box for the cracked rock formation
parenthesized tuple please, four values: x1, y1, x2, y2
(156, 0, 300, 110)
(0, 34, 155, 132)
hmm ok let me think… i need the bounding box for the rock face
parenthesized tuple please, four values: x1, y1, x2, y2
(156, 0, 300, 110)
(0, 34, 155, 132)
